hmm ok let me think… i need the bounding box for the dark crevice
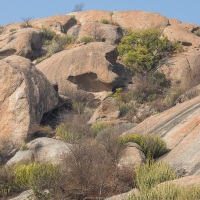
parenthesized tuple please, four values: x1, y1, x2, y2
(67, 72, 114, 92)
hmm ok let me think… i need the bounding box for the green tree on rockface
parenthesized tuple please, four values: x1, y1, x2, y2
(118, 28, 180, 75)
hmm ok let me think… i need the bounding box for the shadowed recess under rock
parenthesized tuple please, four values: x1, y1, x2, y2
(68, 72, 114, 92)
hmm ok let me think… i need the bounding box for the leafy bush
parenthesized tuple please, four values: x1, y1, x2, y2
(100, 18, 109, 24)
(56, 115, 92, 143)
(10, 28, 17, 32)
(20, 143, 28, 151)
(78, 36, 95, 44)
(14, 163, 59, 192)
(0, 26, 4, 34)
(130, 184, 200, 200)
(0, 166, 16, 197)
(135, 160, 177, 192)
(118, 28, 181, 75)
(194, 29, 200, 37)
(120, 134, 167, 158)
(42, 26, 57, 41)
(90, 122, 111, 136)
(56, 123, 82, 143)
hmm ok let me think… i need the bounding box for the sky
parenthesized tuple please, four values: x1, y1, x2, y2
(1, 0, 200, 26)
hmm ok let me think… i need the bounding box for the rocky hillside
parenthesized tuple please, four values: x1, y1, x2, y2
(0, 10, 200, 200)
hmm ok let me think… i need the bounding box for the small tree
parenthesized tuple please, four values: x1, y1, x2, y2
(118, 28, 180, 75)
(72, 3, 84, 12)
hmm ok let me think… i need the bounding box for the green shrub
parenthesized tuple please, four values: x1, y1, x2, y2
(78, 36, 95, 44)
(90, 122, 111, 136)
(100, 18, 109, 24)
(0, 26, 4, 34)
(0, 166, 16, 197)
(42, 26, 57, 41)
(56, 123, 82, 143)
(120, 134, 167, 158)
(130, 183, 200, 200)
(10, 28, 17, 32)
(20, 143, 28, 151)
(14, 163, 59, 192)
(135, 160, 177, 192)
(194, 30, 200, 37)
(118, 28, 181, 75)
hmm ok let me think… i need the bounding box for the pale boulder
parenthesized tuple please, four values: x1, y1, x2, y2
(0, 56, 58, 144)
(36, 42, 119, 95)
(0, 28, 43, 59)
(7, 137, 72, 165)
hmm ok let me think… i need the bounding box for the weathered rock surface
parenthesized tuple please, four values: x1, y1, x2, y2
(0, 28, 43, 60)
(9, 189, 35, 200)
(112, 11, 169, 31)
(7, 137, 72, 165)
(32, 15, 76, 35)
(117, 142, 145, 170)
(160, 49, 200, 90)
(169, 18, 181, 25)
(0, 56, 58, 144)
(123, 95, 200, 175)
(163, 23, 200, 48)
(156, 175, 200, 188)
(177, 84, 200, 103)
(88, 97, 120, 124)
(68, 10, 169, 31)
(68, 21, 123, 44)
(37, 42, 119, 95)
(105, 188, 139, 200)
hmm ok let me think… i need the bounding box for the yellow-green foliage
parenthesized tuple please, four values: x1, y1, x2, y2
(20, 143, 28, 151)
(118, 28, 181, 75)
(14, 163, 59, 190)
(100, 18, 109, 24)
(90, 122, 111, 136)
(130, 183, 200, 200)
(135, 160, 177, 192)
(194, 30, 200, 37)
(120, 134, 167, 158)
(0, 167, 16, 197)
(78, 36, 95, 44)
(56, 123, 81, 143)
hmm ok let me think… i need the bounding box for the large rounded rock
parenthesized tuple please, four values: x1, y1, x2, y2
(112, 11, 169, 31)
(68, 21, 123, 45)
(123, 95, 200, 175)
(0, 56, 58, 144)
(36, 42, 119, 95)
(67, 10, 169, 31)
(7, 137, 72, 165)
(88, 97, 120, 124)
(163, 23, 200, 48)
(117, 142, 145, 170)
(32, 15, 76, 35)
(0, 28, 43, 60)
(160, 49, 200, 90)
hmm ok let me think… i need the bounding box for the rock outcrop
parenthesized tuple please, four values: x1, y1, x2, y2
(0, 56, 58, 144)
(156, 175, 200, 187)
(68, 21, 123, 45)
(123, 95, 200, 175)
(37, 42, 119, 96)
(0, 28, 43, 60)
(32, 15, 76, 35)
(160, 49, 200, 90)
(67, 10, 169, 31)
(163, 23, 200, 48)
(88, 97, 120, 124)
(117, 142, 145, 170)
(7, 137, 72, 165)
